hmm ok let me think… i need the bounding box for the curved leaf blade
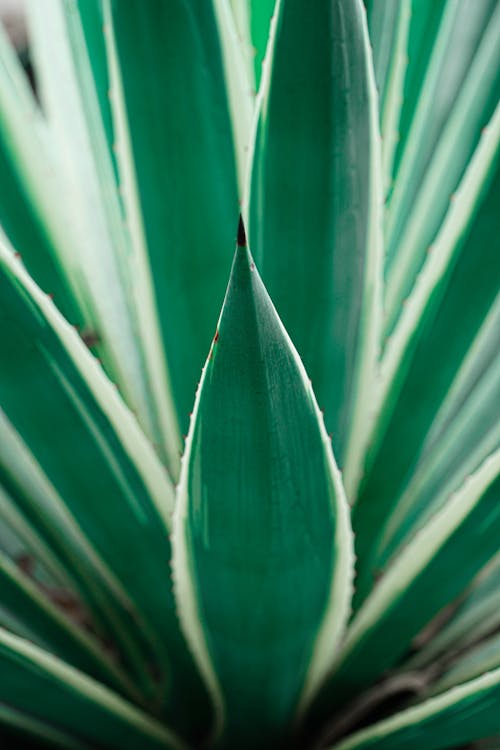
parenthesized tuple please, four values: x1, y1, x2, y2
(313, 451, 500, 719)
(353, 107, 500, 604)
(330, 669, 500, 750)
(173, 232, 353, 748)
(365, 0, 411, 195)
(408, 555, 500, 673)
(0, 549, 135, 700)
(0, 241, 211, 734)
(429, 632, 500, 698)
(0, 628, 185, 750)
(384, 0, 500, 332)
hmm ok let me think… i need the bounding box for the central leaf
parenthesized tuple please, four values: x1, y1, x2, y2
(173, 224, 353, 749)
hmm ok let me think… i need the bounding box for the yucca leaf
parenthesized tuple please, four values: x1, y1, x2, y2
(0, 241, 211, 733)
(377, 315, 500, 567)
(26, 0, 181, 475)
(386, 0, 447, 180)
(103, 0, 240, 449)
(0, 414, 150, 652)
(0, 628, 185, 750)
(0, 549, 135, 701)
(418, 293, 500, 458)
(329, 669, 500, 750)
(384, 0, 500, 332)
(0, 23, 84, 328)
(76, 0, 115, 174)
(364, 0, 401, 105)
(212, 0, 255, 195)
(248, 0, 383, 495)
(0, 477, 75, 592)
(365, 0, 411, 194)
(173, 230, 353, 749)
(408, 555, 500, 673)
(313, 450, 500, 718)
(428, 633, 500, 698)
(352, 106, 500, 602)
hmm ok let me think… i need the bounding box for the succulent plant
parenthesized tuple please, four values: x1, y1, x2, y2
(0, 0, 499, 748)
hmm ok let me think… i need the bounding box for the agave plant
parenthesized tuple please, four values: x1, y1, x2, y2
(0, 0, 499, 748)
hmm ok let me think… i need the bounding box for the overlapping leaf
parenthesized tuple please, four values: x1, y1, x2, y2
(330, 669, 500, 750)
(312, 450, 500, 721)
(0, 628, 184, 750)
(26, 0, 178, 473)
(248, 0, 383, 495)
(0, 239, 211, 737)
(384, 0, 500, 333)
(353, 107, 500, 605)
(103, 0, 240, 457)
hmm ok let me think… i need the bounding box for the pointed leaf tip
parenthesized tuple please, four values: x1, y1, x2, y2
(172, 230, 354, 744)
(237, 214, 246, 247)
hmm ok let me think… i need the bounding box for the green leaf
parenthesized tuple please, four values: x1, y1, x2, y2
(76, 0, 115, 174)
(312, 451, 500, 720)
(0, 415, 152, 665)
(0, 24, 84, 327)
(26, 0, 181, 475)
(103, 0, 240, 448)
(0, 628, 185, 750)
(387, 0, 447, 181)
(429, 632, 500, 698)
(329, 668, 500, 750)
(0, 477, 75, 592)
(365, 0, 411, 195)
(0, 549, 136, 701)
(352, 106, 500, 604)
(376, 301, 500, 568)
(173, 234, 353, 749)
(212, 0, 255, 196)
(407, 554, 500, 673)
(365, 0, 401, 107)
(0, 241, 211, 734)
(248, 0, 383, 495)
(384, 0, 500, 333)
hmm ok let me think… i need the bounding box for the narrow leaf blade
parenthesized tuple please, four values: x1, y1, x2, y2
(0, 241, 211, 734)
(104, 0, 240, 443)
(248, 0, 383, 495)
(330, 669, 500, 750)
(353, 109, 500, 604)
(0, 628, 184, 750)
(313, 451, 500, 720)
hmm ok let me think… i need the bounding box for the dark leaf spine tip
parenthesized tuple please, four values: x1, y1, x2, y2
(214, 330, 219, 343)
(237, 214, 247, 247)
